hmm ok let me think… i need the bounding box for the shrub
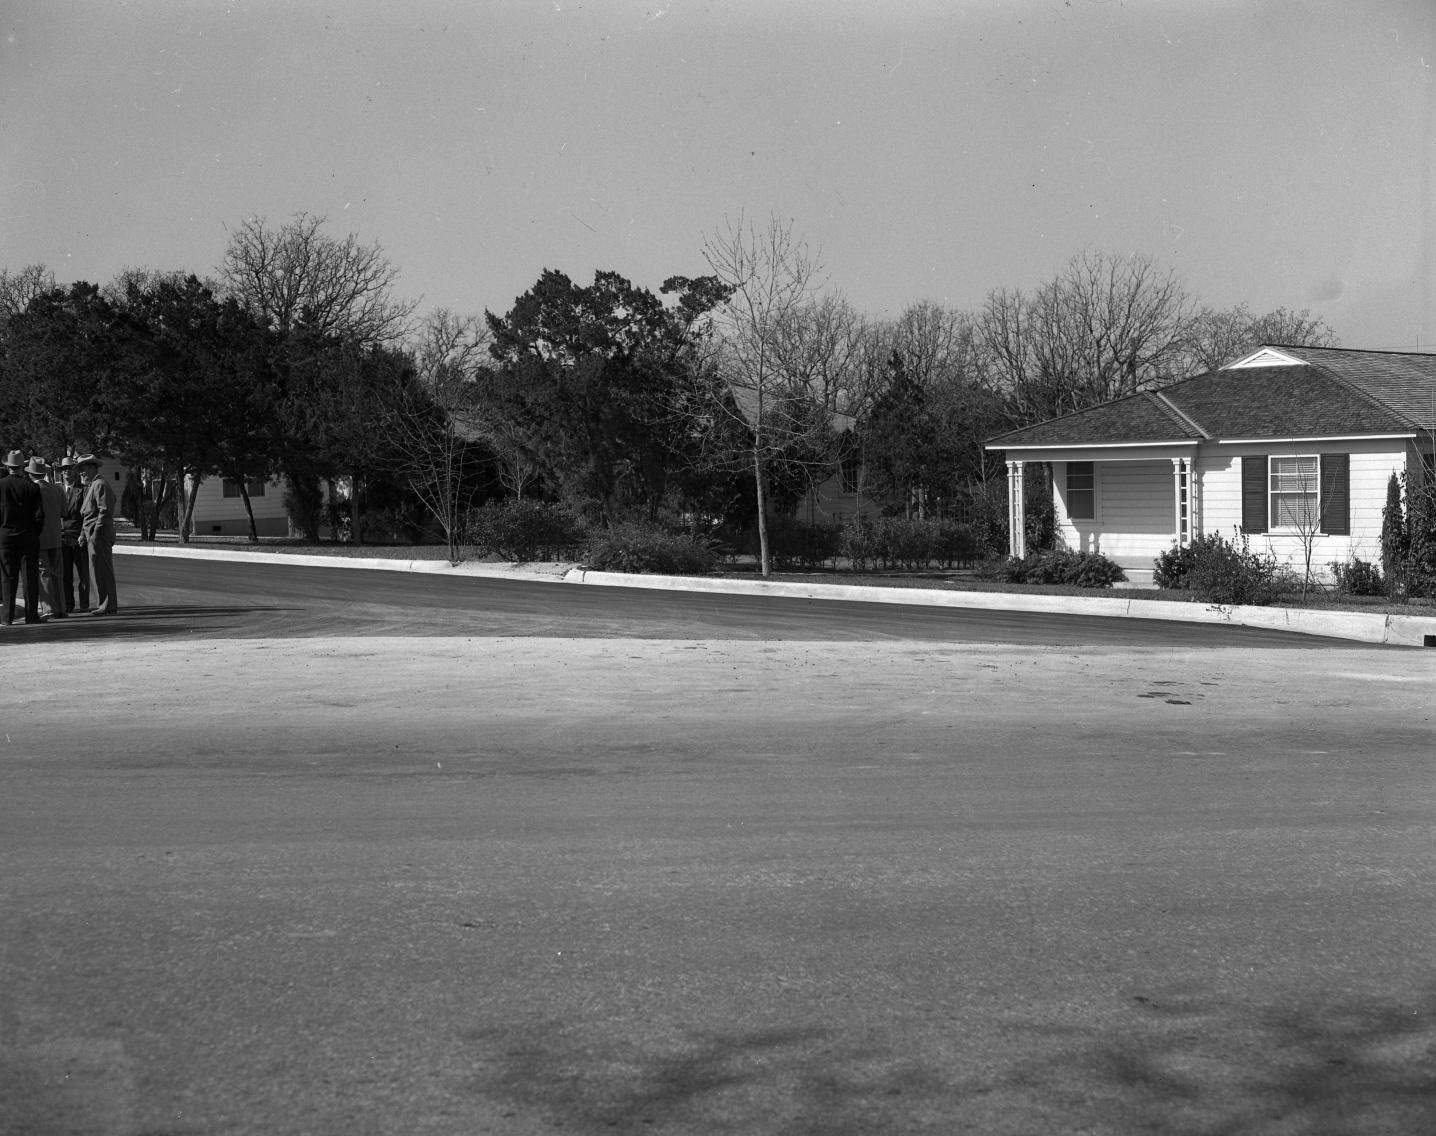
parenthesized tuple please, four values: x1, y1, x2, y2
(880, 517, 938, 570)
(932, 519, 981, 568)
(467, 499, 584, 561)
(581, 523, 718, 575)
(1153, 541, 1199, 590)
(761, 517, 843, 570)
(840, 517, 879, 571)
(1330, 557, 1385, 596)
(1177, 530, 1282, 605)
(1002, 549, 1126, 588)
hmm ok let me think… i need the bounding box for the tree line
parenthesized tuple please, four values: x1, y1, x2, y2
(0, 212, 1337, 573)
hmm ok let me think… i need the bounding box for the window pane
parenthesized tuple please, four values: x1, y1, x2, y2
(1269, 457, 1318, 527)
(1068, 489, 1095, 520)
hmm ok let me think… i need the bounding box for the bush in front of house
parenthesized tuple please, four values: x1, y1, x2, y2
(1000, 549, 1126, 588)
(581, 523, 718, 575)
(1330, 557, 1385, 597)
(1157, 530, 1281, 605)
(1153, 541, 1200, 590)
(467, 499, 585, 561)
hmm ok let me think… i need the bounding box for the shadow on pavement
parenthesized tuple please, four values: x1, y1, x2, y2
(0, 606, 290, 642)
(457, 990, 1436, 1134)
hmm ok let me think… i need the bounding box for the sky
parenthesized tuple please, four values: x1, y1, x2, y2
(4, 0, 1435, 351)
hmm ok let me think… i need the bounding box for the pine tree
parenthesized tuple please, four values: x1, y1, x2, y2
(1380, 471, 1406, 596)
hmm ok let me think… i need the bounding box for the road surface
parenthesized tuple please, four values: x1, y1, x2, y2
(1, 556, 1432, 1135)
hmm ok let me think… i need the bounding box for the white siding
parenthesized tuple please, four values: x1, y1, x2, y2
(1055, 459, 1174, 567)
(1197, 440, 1407, 577)
(188, 475, 291, 537)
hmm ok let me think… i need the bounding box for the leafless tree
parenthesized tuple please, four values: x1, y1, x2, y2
(1179, 303, 1339, 375)
(0, 264, 55, 324)
(218, 212, 416, 345)
(978, 249, 1196, 424)
(382, 308, 490, 562)
(700, 214, 829, 577)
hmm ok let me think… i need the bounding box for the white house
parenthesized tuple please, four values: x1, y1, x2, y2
(185, 474, 292, 537)
(985, 345, 1436, 577)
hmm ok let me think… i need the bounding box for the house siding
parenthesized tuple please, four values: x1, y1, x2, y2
(187, 475, 292, 537)
(794, 468, 884, 525)
(1056, 459, 1174, 566)
(1198, 440, 1406, 575)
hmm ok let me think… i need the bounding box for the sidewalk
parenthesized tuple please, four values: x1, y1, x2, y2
(114, 542, 1436, 648)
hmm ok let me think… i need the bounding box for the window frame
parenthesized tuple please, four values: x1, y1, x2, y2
(221, 476, 268, 499)
(1267, 454, 1320, 532)
(1064, 460, 1098, 523)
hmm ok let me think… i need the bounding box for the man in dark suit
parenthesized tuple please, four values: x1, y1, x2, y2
(0, 449, 46, 625)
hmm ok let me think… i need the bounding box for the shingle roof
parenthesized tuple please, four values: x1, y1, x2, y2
(1270, 345, 1436, 429)
(989, 346, 1433, 448)
(987, 391, 1204, 447)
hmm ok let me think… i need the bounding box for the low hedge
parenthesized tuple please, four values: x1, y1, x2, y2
(581, 523, 718, 575)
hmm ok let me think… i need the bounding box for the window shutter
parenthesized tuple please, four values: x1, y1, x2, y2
(1319, 453, 1349, 535)
(1241, 455, 1268, 534)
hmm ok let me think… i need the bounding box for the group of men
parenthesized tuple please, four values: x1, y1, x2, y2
(0, 451, 119, 625)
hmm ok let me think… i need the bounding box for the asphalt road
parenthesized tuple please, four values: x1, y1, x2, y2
(26, 552, 1376, 647)
(1, 557, 1433, 1135)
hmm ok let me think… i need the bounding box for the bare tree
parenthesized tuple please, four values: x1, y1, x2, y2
(700, 214, 828, 577)
(0, 264, 55, 324)
(382, 308, 491, 562)
(218, 212, 416, 345)
(1180, 303, 1339, 375)
(978, 249, 1196, 424)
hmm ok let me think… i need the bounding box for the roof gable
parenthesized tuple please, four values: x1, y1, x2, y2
(1224, 346, 1306, 369)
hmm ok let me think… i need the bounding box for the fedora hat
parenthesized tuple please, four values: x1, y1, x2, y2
(2, 450, 25, 469)
(75, 453, 100, 467)
(24, 457, 47, 476)
(58, 456, 76, 470)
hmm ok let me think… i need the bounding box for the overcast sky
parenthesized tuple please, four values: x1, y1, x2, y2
(4, 0, 1434, 351)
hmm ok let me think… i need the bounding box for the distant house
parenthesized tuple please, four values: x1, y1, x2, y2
(985, 345, 1436, 576)
(185, 474, 292, 537)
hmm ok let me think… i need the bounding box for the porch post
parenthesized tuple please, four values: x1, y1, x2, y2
(1188, 455, 1200, 540)
(1007, 460, 1026, 559)
(1166, 456, 1189, 545)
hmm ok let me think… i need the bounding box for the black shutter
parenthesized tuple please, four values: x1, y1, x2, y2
(1320, 453, 1349, 535)
(1241, 455, 1268, 534)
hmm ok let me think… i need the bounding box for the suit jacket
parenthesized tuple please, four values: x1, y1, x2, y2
(36, 480, 65, 549)
(80, 477, 117, 545)
(61, 483, 86, 544)
(0, 473, 44, 542)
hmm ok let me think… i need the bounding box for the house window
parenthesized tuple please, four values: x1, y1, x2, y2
(222, 477, 267, 499)
(1269, 455, 1318, 528)
(840, 456, 861, 495)
(1066, 461, 1095, 521)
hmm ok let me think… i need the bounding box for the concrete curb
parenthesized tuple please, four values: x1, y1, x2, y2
(116, 543, 1436, 647)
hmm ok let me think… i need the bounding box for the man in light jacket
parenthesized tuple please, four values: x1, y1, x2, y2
(59, 457, 91, 613)
(78, 454, 118, 616)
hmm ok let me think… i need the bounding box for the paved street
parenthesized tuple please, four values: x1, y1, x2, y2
(1, 559, 1433, 1134)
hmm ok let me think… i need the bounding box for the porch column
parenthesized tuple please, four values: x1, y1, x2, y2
(1171, 457, 1191, 546)
(1007, 460, 1026, 559)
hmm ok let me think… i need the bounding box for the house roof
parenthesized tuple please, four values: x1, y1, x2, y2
(988, 345, 1435, 449)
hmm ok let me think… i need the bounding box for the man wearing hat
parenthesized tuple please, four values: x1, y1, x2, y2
(78, 454, 118, 615)
(59, 457, 91, 613)
(0, 449, 45, 624)
(27, 457, 68, 618)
